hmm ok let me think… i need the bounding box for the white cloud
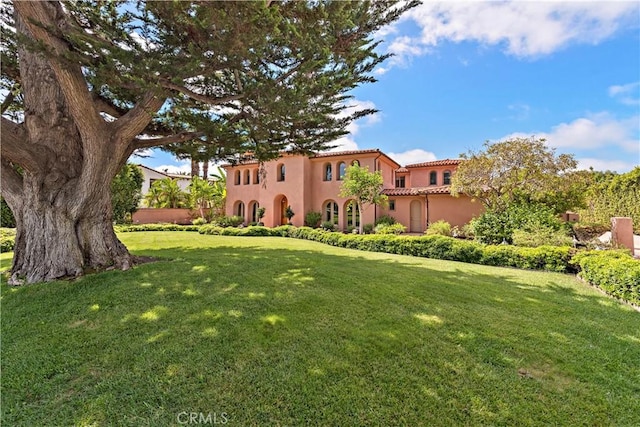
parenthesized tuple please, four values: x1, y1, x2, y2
(387, 149, 437, 166)
(503, 112, 640, 153)
(576, 158, 637, 173)
(154, 159, 191, 175)
(382, 1, 638, 69)
(609, 81, 640, 106)
(329, 99, 381, 151)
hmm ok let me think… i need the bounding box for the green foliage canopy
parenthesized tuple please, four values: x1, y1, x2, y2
(110, 163, 144, 224)
(340, 164, 387, 233)
(451, 137, 578, 213)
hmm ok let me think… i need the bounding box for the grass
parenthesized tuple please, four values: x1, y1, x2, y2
(1, 232, 639, 426)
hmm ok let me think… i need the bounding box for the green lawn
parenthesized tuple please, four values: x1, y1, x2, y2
(2, 232, 639, 426)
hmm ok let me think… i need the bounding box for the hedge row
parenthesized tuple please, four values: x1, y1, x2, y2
(571, 250, 640, 306)
(197, 225, 575, 273)
(114, 224, 201, 233)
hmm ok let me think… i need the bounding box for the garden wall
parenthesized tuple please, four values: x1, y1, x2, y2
(132, 208, 200, 225)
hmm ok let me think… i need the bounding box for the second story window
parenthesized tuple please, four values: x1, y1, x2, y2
(395, 176, 405, 188)
(338, 162, 346, 180)
(324, 163, 332, 181)
(277, 164, 286, 182)
(235, 170, 241, 185)
(253, 168, 260, 184)
(443, 170, 451, 185)
(244, 170, 250, 185)
(429, 171, 437, 186)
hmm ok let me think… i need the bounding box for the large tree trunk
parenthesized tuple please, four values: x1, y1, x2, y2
(9, 179, 132, 285)
(2, 2, 158, 285)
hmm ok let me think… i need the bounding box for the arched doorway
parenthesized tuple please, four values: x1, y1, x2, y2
(410, 200, 422, 232)
(280, 196, 288, 225)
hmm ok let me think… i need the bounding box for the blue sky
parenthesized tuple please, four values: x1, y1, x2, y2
(136, 1, 640, 174)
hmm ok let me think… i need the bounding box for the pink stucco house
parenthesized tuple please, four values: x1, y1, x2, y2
(223, 149, 483, 232)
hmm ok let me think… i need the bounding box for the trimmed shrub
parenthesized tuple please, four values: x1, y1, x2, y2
(375, 214, 397, 226)
(304, 211, 322, 228)
(362, 223, 375, 234)
(198, 225, 224, 235)
(480, 245, 573, 273)
(115, 224, 200, 232)
(572, 250, 640, 305)
(192, 217, 207, 226)
(271, 225, 295, 237)
(1, 227, 16, 252)
(426, 220, 452, 236)
(321, 221, 335, 231)
(215, 215, 244, 228)
(375, 223, 406, 235)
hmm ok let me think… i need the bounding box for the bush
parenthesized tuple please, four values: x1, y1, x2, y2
(472, 203, 566, 245)
(1, 198, 16, 228)
(215, 215, 244, 227)
(375, 223, 406, 235)
(1, 227, 16, 252)
(512, 228, 573, 248)
(426, 220, 452, 236)
(572, 250, 640, 305)
(192, 217, 207, 226)
(304, 211, 322, 228)
(375, 214, 397, 226)
(321, 221, 335, 231)
(362, 223, 375, 234)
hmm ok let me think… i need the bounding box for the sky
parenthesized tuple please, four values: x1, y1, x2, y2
(135, 1, 640, 175)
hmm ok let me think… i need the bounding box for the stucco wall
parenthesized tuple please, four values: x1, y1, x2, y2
(132, 208, 197, 225)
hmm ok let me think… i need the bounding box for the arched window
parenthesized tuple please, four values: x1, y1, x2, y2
(338, 162, 346, 180)
(244, 170, 250, 185)
(235, 201, 245, 219)
(277, 164, 286, 182)
(324, 163, 332, 181)
(346, 201, 360, 228)
(249, 201, 260, 223)
(443, 170, 451, 185)
(235, 170, 241, 185)
(324, 200, 339, 224)
(253, 169, 260, 184)
(429, 171, 437, 186)
(352, 160, 359, 166)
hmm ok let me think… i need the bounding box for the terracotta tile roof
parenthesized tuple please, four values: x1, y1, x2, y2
(405, 159, 461, 168)
(382, 185, 452, 196)
(311, 149, 380, 158)
(396, 167, 409, 173)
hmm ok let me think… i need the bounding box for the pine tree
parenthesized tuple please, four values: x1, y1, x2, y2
(1, 1, 417, 284)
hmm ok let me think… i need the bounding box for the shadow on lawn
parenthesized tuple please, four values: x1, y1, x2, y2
(2, 242, 639, 426)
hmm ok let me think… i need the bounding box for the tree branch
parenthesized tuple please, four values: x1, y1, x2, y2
(0, 117, 42, 172)
(132, 131, 205, 150)
(0, 157, 24, 213)
(160, 78, 244, 106)
(14, 1, 105, 141)
(113, 90, 166, 143)
(0, 83, 19, 114)
(92, 92, 126, 118)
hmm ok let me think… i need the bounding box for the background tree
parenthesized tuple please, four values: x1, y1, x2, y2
(578, 167, 640, 230)
(110, 163, 144, 224)
(451, 137, 578, 213)
(145, 178, 188, 209)
(1, 1, 417, 284)
(188, 176, 216, 220)
(339, 164, 388, 234)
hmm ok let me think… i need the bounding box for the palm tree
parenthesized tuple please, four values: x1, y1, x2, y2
(188, 176, 216, 219)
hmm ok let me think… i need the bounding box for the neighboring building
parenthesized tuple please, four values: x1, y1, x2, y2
(223, 149, 483, 232)
(137, 164, 192, 205)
